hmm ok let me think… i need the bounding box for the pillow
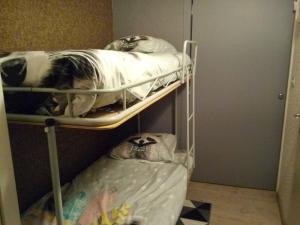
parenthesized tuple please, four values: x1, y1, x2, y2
(104, 35, 177, 54)
(110, 133, 177, 162)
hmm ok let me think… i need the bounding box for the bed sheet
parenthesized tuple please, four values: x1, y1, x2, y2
(22, 156, 187, 225)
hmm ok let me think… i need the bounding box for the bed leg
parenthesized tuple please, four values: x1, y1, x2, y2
(174, 89, 178, 137)
(44, 119, 64, 225)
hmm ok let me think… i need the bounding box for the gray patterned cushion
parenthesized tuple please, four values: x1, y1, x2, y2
(110, 133, 177, 162)
(105, 35, 177, 54)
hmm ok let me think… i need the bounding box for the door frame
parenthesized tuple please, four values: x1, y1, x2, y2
(277, 9, 297, 191)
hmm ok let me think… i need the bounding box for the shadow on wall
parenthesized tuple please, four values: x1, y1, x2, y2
(9, 118, 136, 212)
(141, 85, 187, 149)
(141, 91, 177, 133)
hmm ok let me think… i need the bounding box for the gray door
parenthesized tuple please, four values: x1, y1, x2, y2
(192, 0, 294, 189)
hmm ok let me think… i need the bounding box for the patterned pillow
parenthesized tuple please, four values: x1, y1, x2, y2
(110, 133, 177, 162)
(105, 35, 177, 54)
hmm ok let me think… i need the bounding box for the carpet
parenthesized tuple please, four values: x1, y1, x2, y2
(176, 200, 211, 225)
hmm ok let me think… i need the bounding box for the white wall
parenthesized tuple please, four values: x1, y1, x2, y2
(0, 79, 21, 225)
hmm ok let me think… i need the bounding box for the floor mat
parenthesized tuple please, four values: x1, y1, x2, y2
(176, 200, 211, 225)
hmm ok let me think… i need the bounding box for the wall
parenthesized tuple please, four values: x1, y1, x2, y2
(277, 17, 300, 224)
(288, 147, 300, 225)
(0, 0, 133, 212)
(0, 0, 112, 51)
(0, 79, 21, 225)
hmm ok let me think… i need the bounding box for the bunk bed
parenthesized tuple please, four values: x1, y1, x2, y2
(1, 40, 198, 225)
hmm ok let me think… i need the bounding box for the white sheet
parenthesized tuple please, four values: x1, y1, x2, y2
(22, 156, 188, 225)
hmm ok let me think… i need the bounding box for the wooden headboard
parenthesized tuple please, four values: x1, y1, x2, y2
(0, 0, 136, 213)
(0, 0, 112, 51)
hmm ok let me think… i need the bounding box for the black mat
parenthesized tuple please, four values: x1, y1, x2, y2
(176, 200, 211, 225)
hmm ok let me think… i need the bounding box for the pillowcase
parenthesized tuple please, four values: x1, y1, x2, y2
(110, 133, 177, 162)
(104, 35, 177, 54)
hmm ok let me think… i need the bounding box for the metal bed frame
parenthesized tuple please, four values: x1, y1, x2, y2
(3, 40, 198, 225)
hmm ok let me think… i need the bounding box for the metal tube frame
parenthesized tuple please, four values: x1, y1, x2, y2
(44, 119, 64, 225)
(3, 69, 182, 94)
(174, 89, 178, 137)
(183, 40, 198, 183)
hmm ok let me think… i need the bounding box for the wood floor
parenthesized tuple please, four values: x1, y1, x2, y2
(187, 182, 282, 225)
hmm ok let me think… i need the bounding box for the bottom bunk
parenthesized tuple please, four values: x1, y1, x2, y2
(22, 154, 188, 225)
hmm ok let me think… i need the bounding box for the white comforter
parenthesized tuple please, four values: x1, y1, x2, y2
(0, 50, 190, 116)
(61, 50, 189, 116)
(22, 157, 187, 225)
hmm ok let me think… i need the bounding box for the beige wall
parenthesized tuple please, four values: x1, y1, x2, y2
(277, 17, 300, 225)
(0, 79, 21, 225)
(0, 0, 112, 51)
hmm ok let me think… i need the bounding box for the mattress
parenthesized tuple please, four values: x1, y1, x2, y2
(22, 156, 188, 225)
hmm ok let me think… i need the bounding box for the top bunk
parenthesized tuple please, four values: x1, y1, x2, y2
(1, 37, 198, 130)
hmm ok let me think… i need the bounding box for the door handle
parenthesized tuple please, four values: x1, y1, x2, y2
(294, 113, 300, 118)
(278, 93, 285, 100)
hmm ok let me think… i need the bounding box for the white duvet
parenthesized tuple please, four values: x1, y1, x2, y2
(1, 51, 190, 117)
(61, 50, 190, 117)
(1, 36, 191, 117)
(22, 156, 187, 225)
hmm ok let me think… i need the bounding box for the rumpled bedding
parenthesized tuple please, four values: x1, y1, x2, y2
(0, 36, 191, 117)
(61, 50, 189, 117)
(22, 156, 187, 225)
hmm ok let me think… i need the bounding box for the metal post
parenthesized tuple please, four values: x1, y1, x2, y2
(186, 62, 190, 178)
(174, 89, 178, 136)
(183, 40, 198, 181)
(44, 119, 64, 225)
(192, 45, 198, 169)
